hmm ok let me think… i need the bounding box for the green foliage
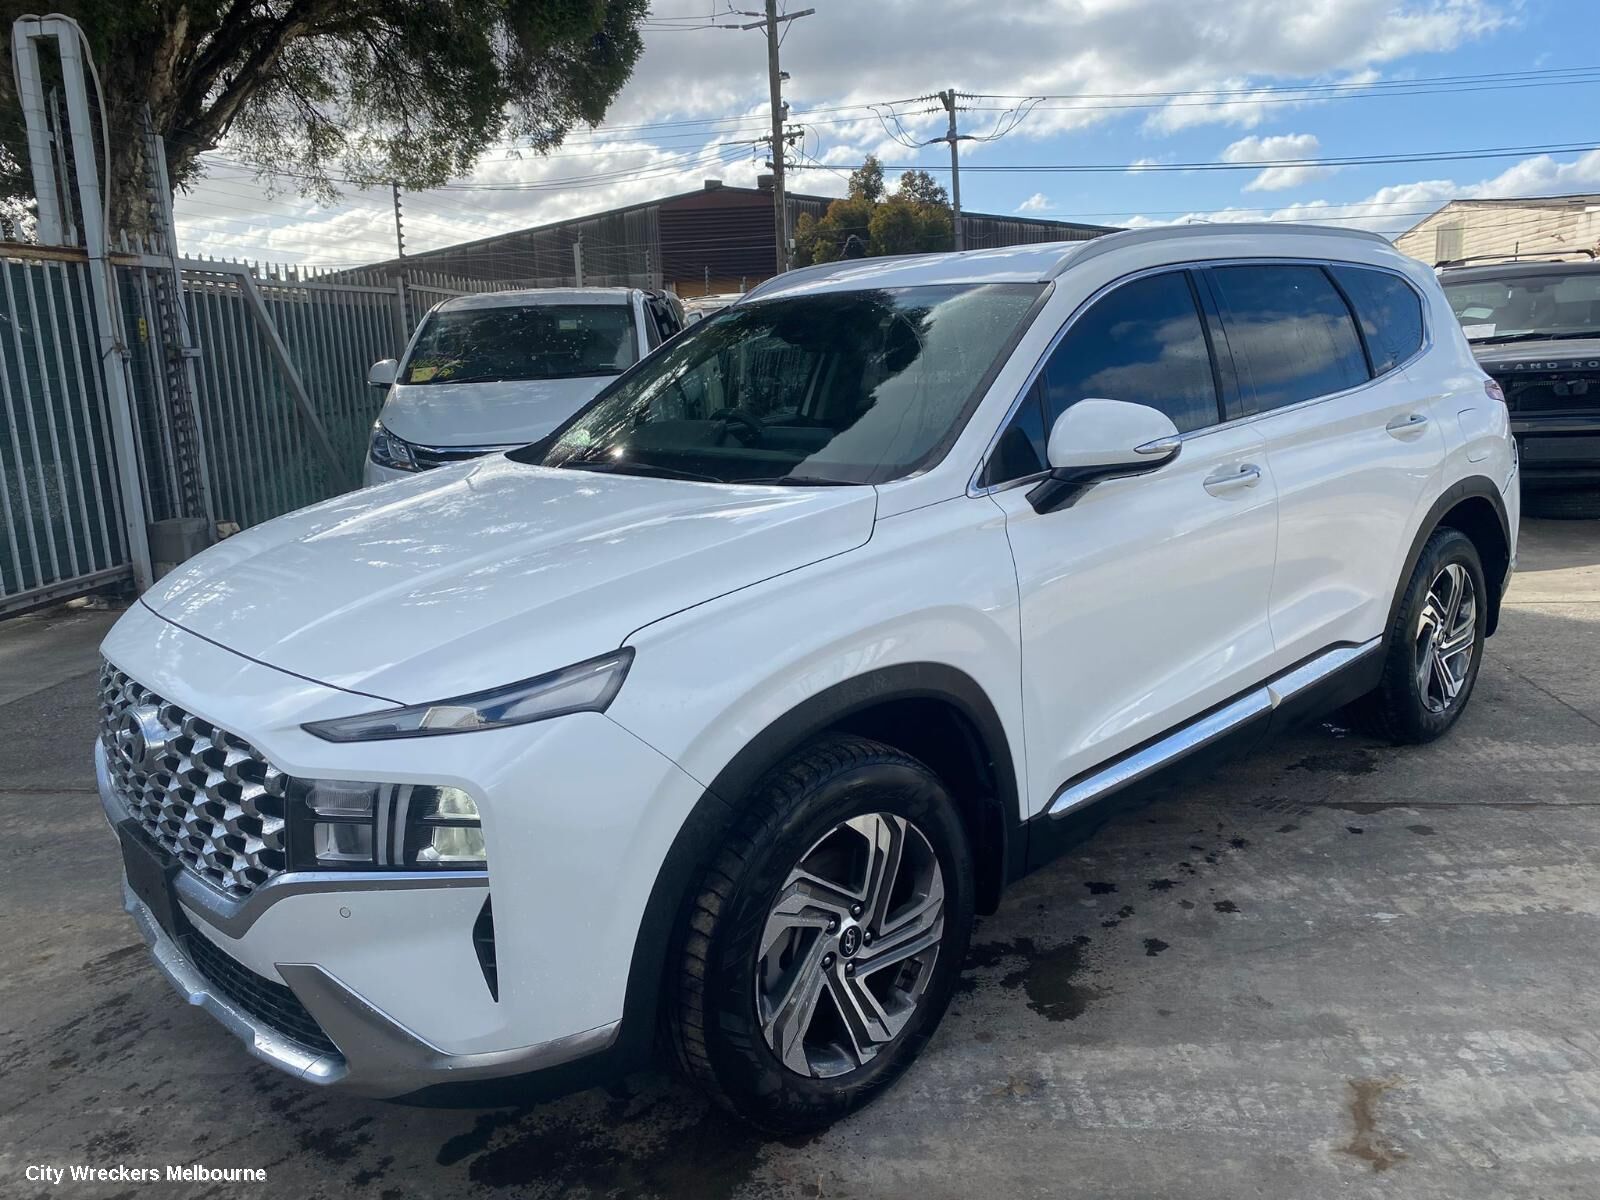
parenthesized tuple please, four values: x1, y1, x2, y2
(0, 0, 649, 230)
(793, 155, 955, 266)
(847, 156, 884, 203)
(895, 169, 948, 207)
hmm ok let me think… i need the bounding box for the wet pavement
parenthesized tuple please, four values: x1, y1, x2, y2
(2, 519, 1598, 1199)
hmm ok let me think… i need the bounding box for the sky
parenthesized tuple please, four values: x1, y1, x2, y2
(173, 0, 1600, 268)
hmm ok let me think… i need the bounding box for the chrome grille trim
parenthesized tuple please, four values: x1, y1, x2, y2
(410, 442, 508, 471)
(98, 661, 289, 896)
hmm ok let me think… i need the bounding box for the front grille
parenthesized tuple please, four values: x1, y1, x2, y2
(1490, 368, 1600, 416)
(411, 442, 501, 471)
(99, 662, 288, 896)
(180, 928, 339, 1056)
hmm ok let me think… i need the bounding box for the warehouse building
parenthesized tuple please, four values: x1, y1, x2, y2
(358, 178, 1117, 296)
(1394, 194, 1600, 266)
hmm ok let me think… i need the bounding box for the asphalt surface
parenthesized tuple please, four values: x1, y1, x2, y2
(2, 518, 1598, 1199)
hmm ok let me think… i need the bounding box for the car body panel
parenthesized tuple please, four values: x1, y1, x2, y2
(141, 455, 877, 704)
(990, 423, 1279, 804)
(376, 376, 615, 449)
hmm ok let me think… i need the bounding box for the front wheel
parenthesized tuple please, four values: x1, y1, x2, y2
(667, 734, 975, 1133)
(1348, 526, 1487, 743)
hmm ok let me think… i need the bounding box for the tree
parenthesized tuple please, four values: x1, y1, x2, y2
(847, 156, 884, 203)
(895, 169, 947, 207)
(0, 0, 649, 233)
(792, 155, 954, 265)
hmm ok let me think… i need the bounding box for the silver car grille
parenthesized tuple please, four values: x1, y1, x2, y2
(99, 662, 289, 895)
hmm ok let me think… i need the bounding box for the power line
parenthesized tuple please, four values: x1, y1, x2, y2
(792, 140, 1600, 176)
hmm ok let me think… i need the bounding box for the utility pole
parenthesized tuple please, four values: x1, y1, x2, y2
(741, 3, 813, 274)
(936, 89, 966, 251)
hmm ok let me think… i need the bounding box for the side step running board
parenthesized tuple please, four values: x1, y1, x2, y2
(1047, 638, 1382, 819)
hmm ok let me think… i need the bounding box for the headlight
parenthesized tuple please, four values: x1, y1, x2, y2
(369, 421, 419, 471)
(287, 779, 486, 870)
(302, 649, 634, 743)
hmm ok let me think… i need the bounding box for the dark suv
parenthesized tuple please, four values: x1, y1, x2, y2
(1440, 258, 1600, 517)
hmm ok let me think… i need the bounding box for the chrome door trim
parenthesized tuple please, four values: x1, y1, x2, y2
(968, 258, 1433, 497)
(1046, 637, 1382, 819)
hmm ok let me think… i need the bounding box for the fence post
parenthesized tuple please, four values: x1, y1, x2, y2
(146, 117, 215, 531)
(20, 17, 154, 591)
(388, 271, 409, 358)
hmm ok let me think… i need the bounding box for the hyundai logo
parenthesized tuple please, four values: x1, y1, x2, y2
(116, 705, 170, 772)
(839, 925, 862, 958)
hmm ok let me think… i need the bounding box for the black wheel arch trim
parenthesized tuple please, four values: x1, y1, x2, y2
(1388, 475, 1512, 641)
(612, 662, 1023, 1074)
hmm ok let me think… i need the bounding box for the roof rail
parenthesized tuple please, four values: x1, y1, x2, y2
(1045, 221, 1393, 279)
(1435, 249, 1597, 269)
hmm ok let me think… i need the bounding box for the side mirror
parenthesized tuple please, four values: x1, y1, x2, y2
(368, 358, 398, 389)
(1027, 398, 1182, 514)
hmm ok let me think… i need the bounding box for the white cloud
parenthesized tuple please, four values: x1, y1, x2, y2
(1016, 192, 1051, 213)
(1220, 132, 1336, 191)
(1118, 148, 1600, 238)
(172, 0, 1513, 263)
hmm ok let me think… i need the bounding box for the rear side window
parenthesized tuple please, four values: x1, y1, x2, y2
(1208, 264, 1369, 413)
(1329, 265, 1424, 374)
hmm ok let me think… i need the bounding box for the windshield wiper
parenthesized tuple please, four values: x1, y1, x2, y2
(561, 459, 722, 484)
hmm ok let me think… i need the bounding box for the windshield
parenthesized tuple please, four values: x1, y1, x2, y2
(511, 283, 1044, 485)
(1442, 270, 1600, 342)
(402, 303, 638, 385)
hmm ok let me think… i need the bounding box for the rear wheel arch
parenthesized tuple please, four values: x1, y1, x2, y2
(616, 664, 1021, 1070)
(1389, 476, 1511, 640)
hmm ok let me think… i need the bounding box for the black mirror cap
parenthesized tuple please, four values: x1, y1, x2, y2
(1026, 443, 1182, 514)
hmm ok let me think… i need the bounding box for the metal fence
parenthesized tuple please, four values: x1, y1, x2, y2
(0, 237, 514, 616)
(0, 249, 130, 609)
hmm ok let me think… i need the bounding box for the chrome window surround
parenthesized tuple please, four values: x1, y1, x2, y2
(967, 257, 1434, 497)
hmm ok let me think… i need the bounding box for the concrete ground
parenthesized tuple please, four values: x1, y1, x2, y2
(2, 520, 1598, 1200)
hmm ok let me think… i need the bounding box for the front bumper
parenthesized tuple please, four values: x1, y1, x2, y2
(116, 872, 616, 1099)
(1511, 417, 1600, 488)
(99, 603, 706, 1098)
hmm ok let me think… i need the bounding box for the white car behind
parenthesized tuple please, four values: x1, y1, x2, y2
(364, 287, 685, 485)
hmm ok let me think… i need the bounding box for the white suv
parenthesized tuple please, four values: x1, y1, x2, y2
(363, 287, 686, 486)
(98, 225, 1517, 1132)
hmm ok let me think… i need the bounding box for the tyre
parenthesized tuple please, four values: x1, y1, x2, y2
(1523, 489, 1600, 520)
(667, 734, 975, 1133)
(1347, 526, 1487, 744)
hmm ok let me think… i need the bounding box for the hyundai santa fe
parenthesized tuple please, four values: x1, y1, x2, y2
(98, 224, 1517, 1132)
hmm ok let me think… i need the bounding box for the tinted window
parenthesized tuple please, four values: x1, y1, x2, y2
(515, 283, 1044, 485)
(1330, 265, 1424, 374)
(1044, 271, 1219, 431)
(983, 271, 1219, 484)
(1209, 265, 1369, 412)
(403, 304, 637, 384)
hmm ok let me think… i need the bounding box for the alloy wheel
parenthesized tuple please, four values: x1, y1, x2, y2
(1414, 561, 1477, 714)
(755, 812, 946, 1079)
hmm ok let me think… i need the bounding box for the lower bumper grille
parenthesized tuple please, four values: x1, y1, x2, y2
(179, 928, 339, 1057)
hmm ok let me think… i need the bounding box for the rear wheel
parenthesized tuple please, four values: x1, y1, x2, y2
(667, 734, 974, 1133)
(1347, 527, 1487, 744)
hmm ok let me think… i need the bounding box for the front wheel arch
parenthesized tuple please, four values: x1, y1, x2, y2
(614, 664, 1020, 1073)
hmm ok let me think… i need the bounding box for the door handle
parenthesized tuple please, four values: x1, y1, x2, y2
(1386, 412, 1430, 436)
(1202, 463, 1262, 495)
